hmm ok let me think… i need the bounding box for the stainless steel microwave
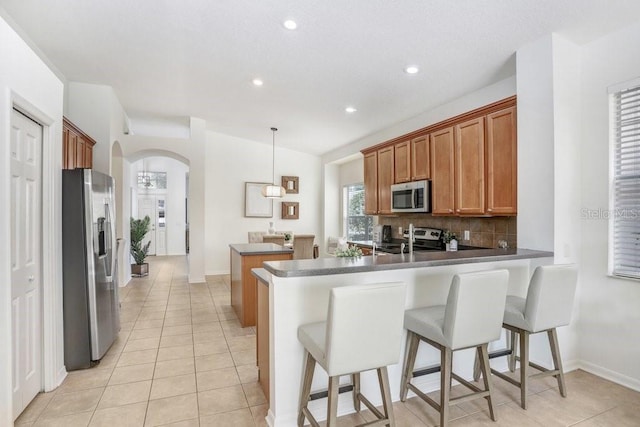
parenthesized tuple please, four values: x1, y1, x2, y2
(391, 180, 431, 213)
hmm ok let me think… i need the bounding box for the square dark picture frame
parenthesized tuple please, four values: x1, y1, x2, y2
(281, 176, 299, 194)
(282, 201, 299, 219)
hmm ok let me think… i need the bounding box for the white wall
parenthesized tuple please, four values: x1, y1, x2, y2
(322, 164, 340, 252)
(65, 83, 114, 174)
(577, 21, 640, 390)
(132, 156, 188, 256)
(516, 34, 584, 369)
(205, 131, 323, 274)
(322, 76, 517, 165)
(339, 157, 364, 188)
(0, 13, 65, 424)
(516, 36, 556, 252)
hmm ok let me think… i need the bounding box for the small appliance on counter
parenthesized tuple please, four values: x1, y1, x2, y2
(382, 225, 392, 243)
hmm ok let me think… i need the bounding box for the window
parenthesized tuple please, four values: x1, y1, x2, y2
(343, 183, 373, 241)
(137, 171, 167, 189)
(610, 82, 640, 280)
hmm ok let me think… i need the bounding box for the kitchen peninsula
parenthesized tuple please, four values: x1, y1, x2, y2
(229, 243, 293, 327)
(257, 248, 553, 426)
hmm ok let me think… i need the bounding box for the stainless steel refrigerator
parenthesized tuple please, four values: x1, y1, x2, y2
(62, 169, 120, 370)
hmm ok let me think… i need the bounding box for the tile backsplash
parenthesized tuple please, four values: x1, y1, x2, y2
(378, 215, 517, 249)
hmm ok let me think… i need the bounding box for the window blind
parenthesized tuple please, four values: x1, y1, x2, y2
(612, 85, 640, 279)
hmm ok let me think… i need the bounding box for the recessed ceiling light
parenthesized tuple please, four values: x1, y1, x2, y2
(283, 20, 297, 30)
(252, 78, 263, 86)
(345, 106, 357, 113)
(405, 66, 419, 74)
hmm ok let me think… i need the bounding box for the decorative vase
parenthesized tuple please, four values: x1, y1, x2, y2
(268, 222, 276, 234)
(449, 239, 458, 252)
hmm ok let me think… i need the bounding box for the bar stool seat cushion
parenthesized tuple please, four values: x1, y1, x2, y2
(503, 296, 528, 331)
(404, 306, 446, 347)
(298, 282, 406, 377)
(297, 322, 326, 366)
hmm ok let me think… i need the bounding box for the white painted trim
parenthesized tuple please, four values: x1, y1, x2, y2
(607, 76, 640, 94)
(188, 274, 206, 284)
(205, 269, 230, 276)
(577, 360, 640, 392)
(265, 409, 276, 427)
(11, 93, 66, 393)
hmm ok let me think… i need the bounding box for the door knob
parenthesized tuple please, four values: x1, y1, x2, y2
(28, 275, 35, 282)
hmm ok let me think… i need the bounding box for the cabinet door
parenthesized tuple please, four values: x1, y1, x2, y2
(430, 127, 455, 215)
(62, 127, 70, 169)
(486, 107, 517, 215)
(394, 140, 411, 183)
(455, 117, 485, 215)
(411, 135, 429, 180)
(363, 151, 378, 215)
(84, 143, 93, 169)
(67, 131, 78, 169)
(377, 146, 394, 214)
(75, 137, 86, 168)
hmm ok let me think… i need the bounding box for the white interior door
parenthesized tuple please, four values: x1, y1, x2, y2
(10, 109, 42, 419)
(138, 196, 156, 255)
(156, 198, 166, 256)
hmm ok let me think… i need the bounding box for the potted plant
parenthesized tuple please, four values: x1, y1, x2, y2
(130, 216, 152, 276)
(335, 244, 363, 258)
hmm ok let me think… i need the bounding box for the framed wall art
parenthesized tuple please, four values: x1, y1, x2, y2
(281, 176, 299, 194)
(281, 201, 299, 220)
(245, 182, 273, 217)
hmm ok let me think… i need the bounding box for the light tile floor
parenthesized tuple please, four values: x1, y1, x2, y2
(15, 256, 640, 426)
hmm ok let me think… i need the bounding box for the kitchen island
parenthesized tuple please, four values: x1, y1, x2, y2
(257, 248, 553, 427)
(229, 243, 293, 327)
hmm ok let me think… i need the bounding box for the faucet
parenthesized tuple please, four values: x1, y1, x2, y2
(408, 223, 414, 255)
(372, 241, 376, 257)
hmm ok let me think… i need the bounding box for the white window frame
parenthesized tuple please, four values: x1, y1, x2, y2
(608, 78, 640, 280)
(342, 183, 373, 242)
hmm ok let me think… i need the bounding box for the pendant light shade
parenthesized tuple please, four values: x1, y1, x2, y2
(262, 127, 286, 198)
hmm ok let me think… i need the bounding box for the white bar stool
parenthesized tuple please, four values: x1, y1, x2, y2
(400, 270, 509, 427)
(297, 282, 406, 427)
(478, 264, 578, 410)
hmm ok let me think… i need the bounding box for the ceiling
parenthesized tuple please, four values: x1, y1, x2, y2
(2, 1, 640, 156)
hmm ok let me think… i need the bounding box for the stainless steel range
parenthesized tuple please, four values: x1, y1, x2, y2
(375, 227, 444, 254)
(374, 227, 483, 254)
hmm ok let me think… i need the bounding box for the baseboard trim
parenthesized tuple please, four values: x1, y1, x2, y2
(576, 360, 640, 392)
(205, 270, 230, 276)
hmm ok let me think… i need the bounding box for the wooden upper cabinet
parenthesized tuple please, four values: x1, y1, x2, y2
(411, 135, 429, 180)
(377, 146, 394, 215)
(430, 127, 455, 215)
(394, 140, 411, 183)
(363, 151, 378, 215)
(63, 117, 96, 170)
(455, 117, 485, 215)
(360, 97, 516, 217)
(486, 107, 517, 215)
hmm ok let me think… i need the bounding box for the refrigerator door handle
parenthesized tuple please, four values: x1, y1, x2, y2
(104, 201, 117, 284)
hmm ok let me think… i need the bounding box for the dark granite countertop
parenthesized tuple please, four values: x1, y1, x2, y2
(229, 243, 294, 256)
(262, 248, 553, 278)
(251, 268, 271, 285)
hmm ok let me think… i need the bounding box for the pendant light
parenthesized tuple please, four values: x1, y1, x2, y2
(262, 127, 286, 198)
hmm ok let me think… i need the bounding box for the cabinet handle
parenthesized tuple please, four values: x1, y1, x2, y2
(487, 208, 493, 212)
(456, 209, 460, 213)
(449, 209, 454, 213)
